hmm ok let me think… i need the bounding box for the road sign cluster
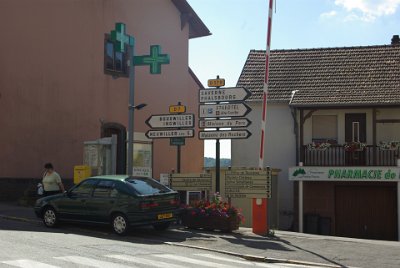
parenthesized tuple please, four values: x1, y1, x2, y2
(198, 82, 252, 140)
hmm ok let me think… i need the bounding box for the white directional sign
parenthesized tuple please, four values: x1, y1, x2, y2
(199, 118, 251, 128)
(199, 130, 252, 140)
(146, 114, 194, 129)
(199, 87, 251, 103)
(199, 103, 251, 118)
(146, 129, 194, 139)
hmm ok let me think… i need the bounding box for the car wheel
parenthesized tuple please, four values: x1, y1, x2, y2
(112, 213, 129, 235)
(43, 207, 58, 228)
(153, 222, 171, 231)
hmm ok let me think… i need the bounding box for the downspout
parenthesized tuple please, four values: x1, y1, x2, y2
(289, 90, 299, 164)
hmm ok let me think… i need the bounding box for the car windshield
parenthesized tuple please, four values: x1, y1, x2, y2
(126, 177, 171, 195)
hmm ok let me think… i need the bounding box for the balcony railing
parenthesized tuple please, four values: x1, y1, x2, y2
(302, 145, 400, 166)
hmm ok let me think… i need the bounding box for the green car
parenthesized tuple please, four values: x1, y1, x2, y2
(34, 175, 180, 235)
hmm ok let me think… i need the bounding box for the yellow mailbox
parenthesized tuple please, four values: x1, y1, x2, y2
(74, 165, 91, 184)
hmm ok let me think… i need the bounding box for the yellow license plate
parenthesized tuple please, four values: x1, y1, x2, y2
(157, 213, 173, 220)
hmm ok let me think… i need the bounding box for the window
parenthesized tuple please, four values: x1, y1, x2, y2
(71, 180, 97, 197)
(126, 177, 171, 196)
(312, 115, 338, 144)
(93, 180, 116, 198)
(352, 122, 360, 142)
(104, 34, 128, 76)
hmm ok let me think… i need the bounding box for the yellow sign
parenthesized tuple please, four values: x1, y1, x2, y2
(169, 105, 186, 114)
(208, 78, 225, 87)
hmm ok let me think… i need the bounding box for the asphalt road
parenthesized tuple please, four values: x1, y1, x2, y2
(0, 219, 314, 268)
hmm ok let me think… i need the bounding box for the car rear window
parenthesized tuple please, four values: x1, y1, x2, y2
(126, 177, 171, 195)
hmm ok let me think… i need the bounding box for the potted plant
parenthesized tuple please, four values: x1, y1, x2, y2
(180, 194, 244, 232)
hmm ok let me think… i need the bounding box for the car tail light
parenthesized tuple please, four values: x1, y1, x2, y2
(170, 199, 179, 206)
(140, 201, 159, 209)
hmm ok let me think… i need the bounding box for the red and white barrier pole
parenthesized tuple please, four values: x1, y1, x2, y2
(259, 0, 274, 168)
(253, 0, 274, 235)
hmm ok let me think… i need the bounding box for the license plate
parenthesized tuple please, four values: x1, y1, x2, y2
(157, 213, 173, 220)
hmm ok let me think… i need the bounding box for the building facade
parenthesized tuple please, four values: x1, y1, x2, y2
(233, 36, 400, 240)
(0, 0, 209, 199)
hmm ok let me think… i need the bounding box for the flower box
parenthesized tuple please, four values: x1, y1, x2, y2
(379, 141, 400, 151)
(307, 142, 331, 151)
(180, 195, 244, 233)
(344, 142, 366, 152)
(181, 211, 240, 232)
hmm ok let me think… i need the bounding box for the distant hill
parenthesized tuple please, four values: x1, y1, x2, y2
(204, 157, 231, 167)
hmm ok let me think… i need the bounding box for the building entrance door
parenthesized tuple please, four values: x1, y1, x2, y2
(345, 113, 366, 165)
(335, 185, 397, 240)
(101, 123, 126, 174)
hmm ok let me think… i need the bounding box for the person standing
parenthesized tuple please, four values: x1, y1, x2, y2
(42, 163, 65, 196)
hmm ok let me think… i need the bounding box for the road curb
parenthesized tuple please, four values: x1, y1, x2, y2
(164, 241, 343, 268)
(0, 214, 41, 224)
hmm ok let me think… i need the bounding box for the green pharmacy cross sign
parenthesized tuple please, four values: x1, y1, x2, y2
(110, 23, 170, 73)
(111, 23, 134, 53)
(134, 45, 170, 74)
(108, 22, 170, 176)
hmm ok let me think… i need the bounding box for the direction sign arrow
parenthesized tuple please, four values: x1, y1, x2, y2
(199, 118, 252, 129)
(146, 129, 194, 139)
(145, 114, 194, 129)
(199, 87, 251, 103)
(199, 103, 252, 118)
(198, 130, 252, 140)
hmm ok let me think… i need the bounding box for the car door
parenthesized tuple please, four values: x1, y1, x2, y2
(85, 180, 118, 223)
(56, 179, 97, 221)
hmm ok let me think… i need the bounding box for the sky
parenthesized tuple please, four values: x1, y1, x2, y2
(187, 0, 400, 158)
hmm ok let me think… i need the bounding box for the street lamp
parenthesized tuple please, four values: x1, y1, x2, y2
(128, 103, 147, 177)
(130, 103, 147, 110)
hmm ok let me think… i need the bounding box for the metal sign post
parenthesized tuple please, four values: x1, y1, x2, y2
(199, 76, 252, 194)
(109, 22, 170, 176)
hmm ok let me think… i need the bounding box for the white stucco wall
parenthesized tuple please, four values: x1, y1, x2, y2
(232, 101, 296, 230)
(377, 108, 400, 142)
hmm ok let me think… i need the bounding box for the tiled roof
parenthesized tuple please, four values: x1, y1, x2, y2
(237, 45, 400, 106)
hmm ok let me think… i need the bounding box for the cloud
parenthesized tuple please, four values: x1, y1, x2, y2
(320, 10, 337, 19)
(334, 0, 400, 21)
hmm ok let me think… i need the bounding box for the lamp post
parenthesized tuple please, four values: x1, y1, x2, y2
(109, 23, 170, 175)
(128, 103, 147, 176)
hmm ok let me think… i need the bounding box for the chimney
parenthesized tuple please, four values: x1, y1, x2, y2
(391, 35, 400, 46)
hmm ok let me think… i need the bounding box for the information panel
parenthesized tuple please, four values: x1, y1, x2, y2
(224, 169, 271, 198)
(170, 173, 213, 191)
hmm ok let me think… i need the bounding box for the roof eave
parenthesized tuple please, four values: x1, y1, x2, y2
(171, 0, 212, 39)
(289, 102, 400, 109)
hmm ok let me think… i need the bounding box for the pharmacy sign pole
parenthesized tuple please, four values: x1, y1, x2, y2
(110, 23, 170, 175)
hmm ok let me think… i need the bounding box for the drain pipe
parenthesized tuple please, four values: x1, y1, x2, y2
(289, 90, 299, 164)
(289, 90, 303, 232)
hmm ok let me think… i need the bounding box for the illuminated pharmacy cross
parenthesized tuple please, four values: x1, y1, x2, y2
(134, 45, 170, 74)
(111, 23, 134, 53)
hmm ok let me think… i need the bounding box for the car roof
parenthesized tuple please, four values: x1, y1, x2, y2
(88, 175, 151, 182)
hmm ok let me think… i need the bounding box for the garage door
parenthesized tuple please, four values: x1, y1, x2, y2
(335, 185, 397, 240)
